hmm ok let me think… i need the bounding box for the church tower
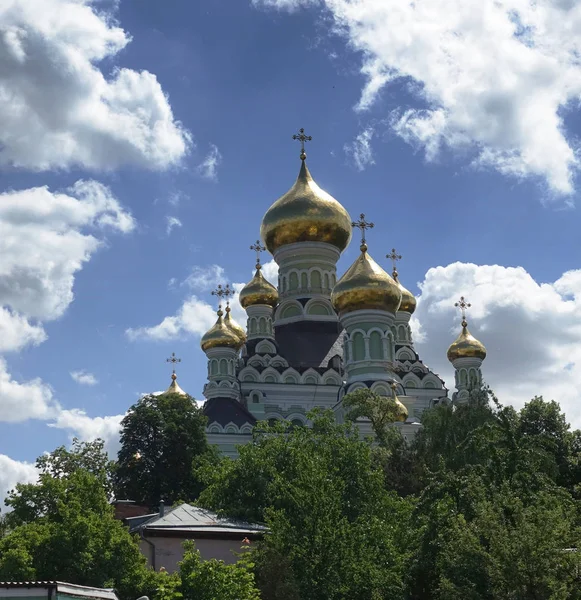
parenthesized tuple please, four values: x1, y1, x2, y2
(386, 249, 417, 347)
(447, 296, 487, 404)
(331, 214, 402, 393)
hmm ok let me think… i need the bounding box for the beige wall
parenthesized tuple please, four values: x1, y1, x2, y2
(139, 535, 249, 571)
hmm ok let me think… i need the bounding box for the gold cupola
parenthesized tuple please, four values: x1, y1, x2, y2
(447, 318, 487, 362)
(332, 236, 402, 315)
(224, 304, 247, 345)
(385, 249, 416, 315)
(200, 307, 244, 352)
(165, 371, 187, 396)
(260, 129, 352, 254)
(447, 297, 486, 362)
(390, 382, 409, 423)
(239, 243, 279, 309)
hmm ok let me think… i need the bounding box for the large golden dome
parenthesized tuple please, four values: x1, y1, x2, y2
(393, 270, 417, 315)
(239, 266, 279, 309)
(447, 319, 487, 362)
(331, 244, 402, 315)
(260, 159, 352, 254)
(200, 308, 244, 352)
(224, 305, 247, 345)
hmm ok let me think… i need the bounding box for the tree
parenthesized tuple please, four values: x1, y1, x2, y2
(156, 540, 260, 600)
(0, 443, 156, 600)
(114, 392, 218, 508)
(201, 410, 412, 600)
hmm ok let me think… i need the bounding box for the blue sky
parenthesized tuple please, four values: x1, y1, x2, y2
(3, 0, 581, 500)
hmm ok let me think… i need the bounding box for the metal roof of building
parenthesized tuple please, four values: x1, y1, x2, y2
(0, 582, 118, 600)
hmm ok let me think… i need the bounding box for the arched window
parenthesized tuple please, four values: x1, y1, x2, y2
(304, 375, 318, 384)
(249, 319, 257, 334)
(311, 270, 322, 291)
(352, 332, 365, 361)
(259, 317, 267, 334)
(264, 375, 277, 383)
(324, 273, 330, 290)
(291, 419, 304, 428)
(281, 304, 301, 319)
(210, 360, 218, 375)
(282, 276, 287, 293)
(301, 272, 308, 290)
(219, 358, 228, 375)
(398, 325, 406, 340)
(460, 370, 468, 386)
(369, 331, 383, 359)
(289, 272, 299, 291)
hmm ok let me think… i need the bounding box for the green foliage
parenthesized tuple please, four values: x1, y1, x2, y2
(201, 410, 412, 600)
(114, 392, 218, 508)
(0, 442, 155, 600)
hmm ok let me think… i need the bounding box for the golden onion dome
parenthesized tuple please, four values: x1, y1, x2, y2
(239, 266, 279, 309)
(447, 319, 487, 362)
(331, 243, 402, 315)
(393, 269, 417, 315)
(391, 395, 409, 423)
(200, 308, 244, 352)
(224, 305, 247, 344)
(260, 159, 352, 254)
(164, 372, 187, 396)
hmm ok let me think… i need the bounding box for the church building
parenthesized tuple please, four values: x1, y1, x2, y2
(189, 129, 487, 457)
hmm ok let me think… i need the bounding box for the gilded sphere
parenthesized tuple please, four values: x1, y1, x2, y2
(200, 310, 244, 352)
(391, 395, 409, 423)
(260, 160, 352, 254)
(224, 306, 247, 345)
(447, 321, 487, 362)
(394, 276, 417, 315)
(331, 245, 402, 315)
(239, 268, 279, 309)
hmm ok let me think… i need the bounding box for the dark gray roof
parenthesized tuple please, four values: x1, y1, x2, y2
(203, 397, 257, 427)
(130, 503, 266, 536)
(275, 320, 343, 369)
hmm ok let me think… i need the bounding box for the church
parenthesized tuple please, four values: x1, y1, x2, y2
(181, 129, 488, 457)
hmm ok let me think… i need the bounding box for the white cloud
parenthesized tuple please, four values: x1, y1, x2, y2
(413, 262, 581, 428)
(0, 180, 133, 355)
(261, 259, 279, 284)
(196, 144, 222, 181)
(344, 127, 375, 171)
(0, 358, 56, 422)
(50, 409, 124, 457)
(70, 370, 98, 386)
(0, 455, 37, 511)
(183, 265, 225, 291)
(254, 0, 581, 195)
(166, 216, 182, 236)
(0, 0, 191, 171)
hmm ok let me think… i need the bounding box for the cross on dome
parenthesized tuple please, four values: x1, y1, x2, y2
(351, 213, 374, 249)
(455, 296, 471, 323)
(386, 248, 402, 277)
(292, 127, 312, 160)
(211, 284, 234, 308)
(250, 240, 266, 269)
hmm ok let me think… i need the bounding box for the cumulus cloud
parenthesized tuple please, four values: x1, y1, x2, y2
(0, 0, 190, 171)
(261, 259, 279, 284)
(0, 358, 56, 422)
(70, 370, 98, 386)
(183, 265, 225, 291)
(0, 454, 37, 510)
(344, 127, 375, 171)
(0, 180, 133, 355)
(254, 0, 581, 195)
(166, 216, 182, 236)
(50, 409, 124, 457)
(196, 144, 222, 181)
(413, 262, 581, 428)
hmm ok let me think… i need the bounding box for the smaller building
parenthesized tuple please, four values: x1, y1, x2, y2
(0, 582, 118, 600)
(126, 503, 265, 571)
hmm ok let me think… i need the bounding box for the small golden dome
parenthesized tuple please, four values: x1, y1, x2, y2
(447, 319, 487, 362)
(224, 305, 247, 344)
(200, 308, 243, 352)
(239, 266, 279, 309)
(393, 269, 417, 315)
(165, 371, 187, 396)
(388, 382, 408, 422)
(331, 244, 402, 315)
(260, 159, 352, 254)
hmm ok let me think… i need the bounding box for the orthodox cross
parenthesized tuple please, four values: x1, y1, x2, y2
(166, 352, 181, 378)
(386, 248, 402, 278)
(455, 296, 471, 321)
(292, 127, 312, 160)
(351, 213, 374, 246)
(211, 283, 234, 308)
(250, 240, 266, 268)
